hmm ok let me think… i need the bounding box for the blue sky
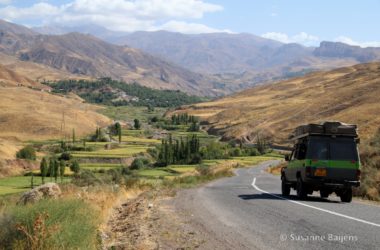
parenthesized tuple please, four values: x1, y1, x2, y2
(0, 0, 379, 47)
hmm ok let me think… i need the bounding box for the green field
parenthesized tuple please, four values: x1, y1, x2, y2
(0, 176, 71, 195)
(72, 145, 152, 158)
(81, 163, 124, 170)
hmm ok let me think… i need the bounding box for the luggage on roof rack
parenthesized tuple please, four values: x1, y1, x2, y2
(290, 121, 358, 140)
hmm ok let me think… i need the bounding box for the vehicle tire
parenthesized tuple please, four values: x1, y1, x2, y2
(340, 188, 352, 203)
(320, 190, 329, 199)
(296, 177, 307, 199)
(281, 176, 291, 196)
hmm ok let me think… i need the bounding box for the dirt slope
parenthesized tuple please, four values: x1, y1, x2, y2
(0, 63, 45, 88)
(0, 86, 111, 161)
(174, 62, 380, 144)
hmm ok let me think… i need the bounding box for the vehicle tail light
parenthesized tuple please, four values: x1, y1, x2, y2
(356, 169, 361, 179)
(306, 166, 312, 176)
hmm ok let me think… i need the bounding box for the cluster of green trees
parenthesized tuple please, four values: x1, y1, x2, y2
(45, 79, 207, 107)
(170, 113, 198, 125)
(90, 127, 110, 142)
(158, 135, 201, 166)
(39, 157, 80, 184)
(109, 122, 122, 143)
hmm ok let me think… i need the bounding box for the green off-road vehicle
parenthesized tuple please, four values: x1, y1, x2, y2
(281, 121, 361, 202)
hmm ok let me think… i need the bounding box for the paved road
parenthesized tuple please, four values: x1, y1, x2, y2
(173, 161, 380, 250)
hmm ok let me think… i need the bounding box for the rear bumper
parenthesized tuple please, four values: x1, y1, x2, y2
(304, 178, 360, 188)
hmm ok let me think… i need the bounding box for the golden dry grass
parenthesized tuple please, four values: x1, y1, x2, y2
(176, 62, 380, 144)
(0, 86, 111, 160)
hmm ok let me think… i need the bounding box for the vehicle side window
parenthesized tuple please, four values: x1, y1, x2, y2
(297, 143, 307, 160)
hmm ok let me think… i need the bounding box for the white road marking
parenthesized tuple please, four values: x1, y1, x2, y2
(251, 177, 380, 228)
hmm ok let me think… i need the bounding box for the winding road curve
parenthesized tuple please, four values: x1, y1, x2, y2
(172, 161, 380, 250)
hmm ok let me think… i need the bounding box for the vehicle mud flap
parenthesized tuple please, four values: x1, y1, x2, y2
(296, 177, 307, 199)
(281, 176, 291, 196)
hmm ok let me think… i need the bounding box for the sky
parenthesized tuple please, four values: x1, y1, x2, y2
(0, 0, 379, 47)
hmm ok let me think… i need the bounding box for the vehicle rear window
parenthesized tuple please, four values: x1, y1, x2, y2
(330, 139, 358, 161)
(307, 139, 328, 160)
(306, 136, 358, 161)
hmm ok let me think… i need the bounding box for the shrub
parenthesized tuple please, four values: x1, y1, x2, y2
(16, 146, 36, 160)
(59, 152, 72, 161)
(72, 170, 101, 186)
(130, 158, 145, 170)
(70, 160, 80, 174)
(230, 148, 242, 157)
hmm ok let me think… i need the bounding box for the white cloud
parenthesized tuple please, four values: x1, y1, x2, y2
(270, 13, 278, 17)
(0, 0, 12, 5)
(0, 3, 61, 20)
(0, 0, 225, 33)
(156, 20, 232, 34)
(261, 32, 320, 46)
(334, 36, 380, 48)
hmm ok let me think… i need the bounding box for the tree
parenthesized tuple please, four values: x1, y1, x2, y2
(188, 121, 200, 132)
(54, 159, 59, 182)
(40, 158, 48, 184)
(16, 146, 36, 160)
(134, 119, 141, 130)
(30, 172, 34, 189)
(49, 158, 55, 181)
(114, 122, 122, 143)
(72, 128, 76, 144)
(70, 160, 80, 174)
(59, 160, 66, 182)
(256, 133, 267, 155)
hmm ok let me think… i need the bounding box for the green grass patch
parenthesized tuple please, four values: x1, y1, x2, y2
(121, 135, 160, 144)
(72, 145, 152, 158)
(0, 176, 71, 196)
(81, 163, 124, 170)
(0, 199, 99, 249)
(137, 168, 177, 178)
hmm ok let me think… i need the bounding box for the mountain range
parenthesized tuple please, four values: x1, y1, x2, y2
(1, 20, 380, 96)
(0, 20, 220, 96)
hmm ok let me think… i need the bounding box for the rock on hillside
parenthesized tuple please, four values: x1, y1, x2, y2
(18, 183, 61, 205)
(314, 41, 380, 62)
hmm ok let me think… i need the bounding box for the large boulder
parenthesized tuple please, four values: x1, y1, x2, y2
(18, 183, 61, 205)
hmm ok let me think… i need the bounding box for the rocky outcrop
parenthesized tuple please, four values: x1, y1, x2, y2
(314, 41, 380, 62)
(18, 183, 62, 205)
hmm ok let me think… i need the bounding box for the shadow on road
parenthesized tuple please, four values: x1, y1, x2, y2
(238, 193, 340, 203)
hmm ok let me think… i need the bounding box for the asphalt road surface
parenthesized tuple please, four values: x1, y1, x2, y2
(173, 161, 380, 250)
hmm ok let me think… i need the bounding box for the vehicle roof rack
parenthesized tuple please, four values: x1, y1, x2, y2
(289, 121, 358, 140)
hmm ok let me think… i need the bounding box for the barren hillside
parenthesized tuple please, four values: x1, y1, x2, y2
(174, 62, 380, 145)
(0, 85, 111, 161)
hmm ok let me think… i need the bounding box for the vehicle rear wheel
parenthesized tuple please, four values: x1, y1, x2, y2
(296, 177, 307, 199)
(340, 188, 352, 203)
(320, 190, 329, 199)
(281, 177, 291, 196)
